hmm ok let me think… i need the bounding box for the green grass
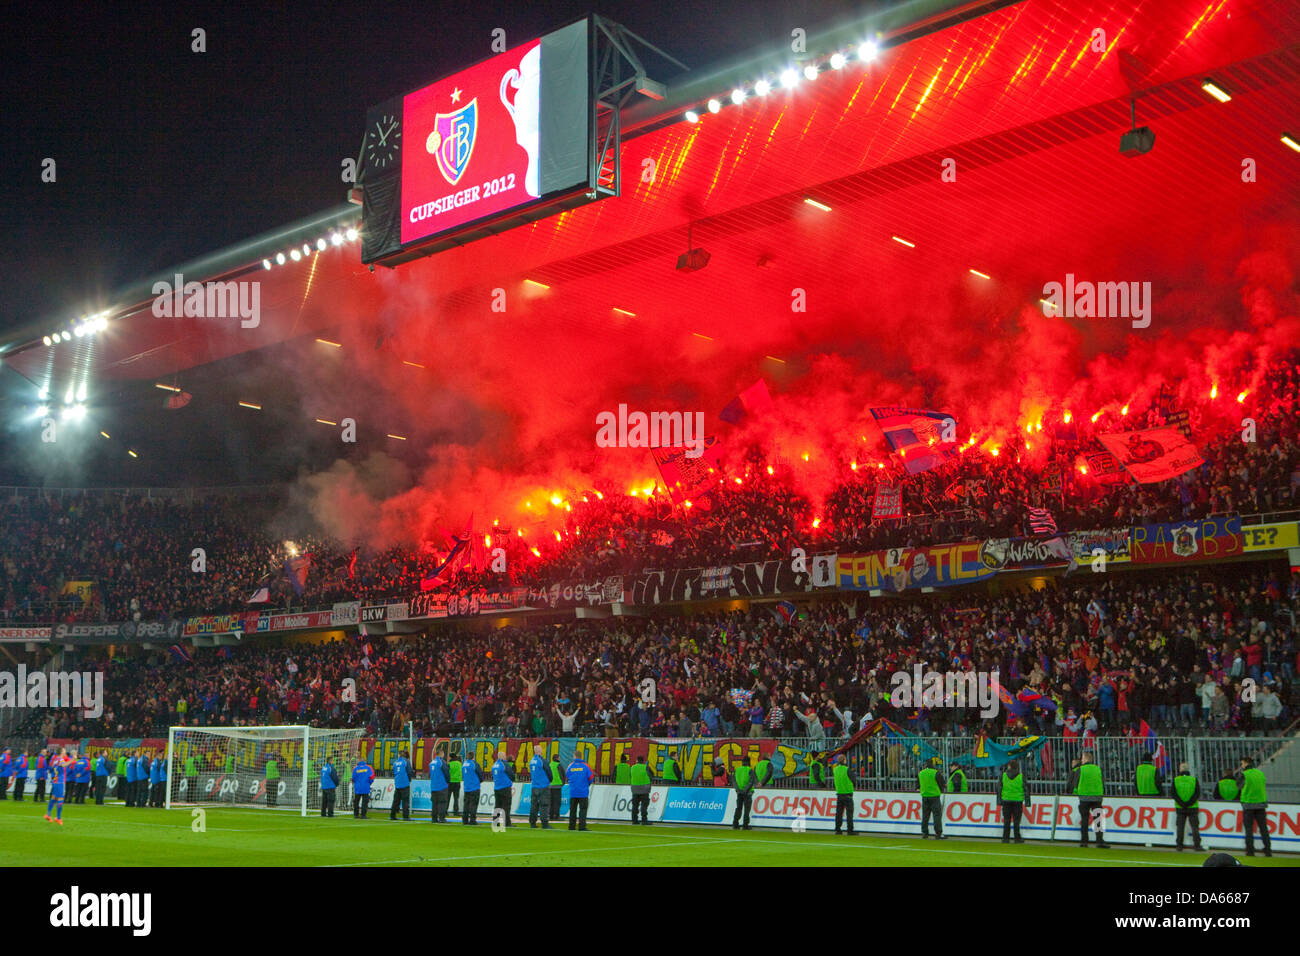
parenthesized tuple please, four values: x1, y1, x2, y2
(1, 801, 1296, 867)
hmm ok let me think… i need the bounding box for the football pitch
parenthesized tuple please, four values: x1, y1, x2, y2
(1, 802, 1297, 867)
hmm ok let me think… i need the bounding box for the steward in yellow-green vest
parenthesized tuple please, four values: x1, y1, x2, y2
(832, 761, 853, 795)
(919, 762, 946, 839)
(808, 754, 825, 789)
(1235, 760, 1271, 856)
(264, 758, 279, 807)
(1238, 766, 1267, 804)
(629, 761, 651, 786)
(918, 766, 942, 797)
(1072, 762, 1102, 797)
(1171, 766, 1202, 851)
(1069, 756, 1107, 848)
(662, 756, 680, 782)
(732, 760, 755, 830)
(947, 766, 968, 793)
(614, 757, 631, 785)
(1215, 773, 1238, 801)
(1134, 755, 1161, 795)
(832, 758, 855, 835)
(998, 761, 1029, 843)
(184, 755, 197, 779)
(755, 757, 773, 788)
(999, 771, 1026, 803)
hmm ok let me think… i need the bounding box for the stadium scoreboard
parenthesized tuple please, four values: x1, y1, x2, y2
(361, 18, 600, 267)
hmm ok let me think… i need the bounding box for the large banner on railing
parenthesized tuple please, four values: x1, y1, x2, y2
(52, 620, 183, 644)
(1068, 527, 1131, 564)
(183, 611, 268, 637)
(1242, 521, 1299, 552)
(837, 544, 997, 592)
(524, 576, 625, 610)
(1131, 516, 1244, 564)
(976, 536, 1071, 572)
(357, 735, 832, 780)
(47, 737, 168, 760)
(621, 554, 837, 606)
(0, 626, 51, 643)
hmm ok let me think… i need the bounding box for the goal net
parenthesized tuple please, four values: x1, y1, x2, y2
(167, 725, 365, 816)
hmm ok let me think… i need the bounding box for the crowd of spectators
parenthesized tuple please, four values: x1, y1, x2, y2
(28, 566, 1297, 755)
(2, 360, 1298, 624)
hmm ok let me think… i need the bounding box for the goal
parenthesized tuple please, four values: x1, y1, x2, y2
(166, 725, 365, 816)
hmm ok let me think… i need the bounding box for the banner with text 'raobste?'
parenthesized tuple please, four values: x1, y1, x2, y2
(1130, 517, 1244, 564)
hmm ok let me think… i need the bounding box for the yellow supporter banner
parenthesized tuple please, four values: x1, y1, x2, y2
(60, 580, 97, 604)
(1242, 522, 1299, 552)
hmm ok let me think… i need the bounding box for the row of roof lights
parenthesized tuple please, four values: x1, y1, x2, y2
(684, 40, 879, 123)
(262, 227, 359, 269)
(1199, 78, 1297, 151)
(43, 311, 110, 347)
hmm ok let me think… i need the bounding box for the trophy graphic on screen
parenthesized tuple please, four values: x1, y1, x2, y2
(499, 46, 542, 198)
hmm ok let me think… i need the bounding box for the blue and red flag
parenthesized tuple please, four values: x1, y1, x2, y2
(1138, 719, 1168, 770)
(284, 554, 313, 596)
(420, 519, 473, 591)
(1016, 687, 1058, 714)
(719, 379, 774, 424)
(869, 407, 958, 475)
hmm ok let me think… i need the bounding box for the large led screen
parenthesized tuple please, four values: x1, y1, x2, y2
(398, 21, 590, 248)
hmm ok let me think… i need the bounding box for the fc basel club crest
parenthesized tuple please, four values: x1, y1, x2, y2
(427, 99, 477, 185)
(1123, 432, 1164, 465)
(1172, 524, 1199, 558)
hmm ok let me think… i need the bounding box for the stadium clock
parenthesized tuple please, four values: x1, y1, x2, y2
(365, 110, 402, 173)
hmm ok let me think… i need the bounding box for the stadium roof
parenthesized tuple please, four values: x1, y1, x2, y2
(2, 0, 1298, 486)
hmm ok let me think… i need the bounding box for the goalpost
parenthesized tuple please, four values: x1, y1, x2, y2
(166, 725, 365, 816)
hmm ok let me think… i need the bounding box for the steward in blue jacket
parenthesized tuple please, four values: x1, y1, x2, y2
(429, 754, 451, 823)
(491, 754, 514, 827)
(12, 749, 28, 806)
(71, 754, 91, 804)
(390, 754, 412, 822)
(93, 753, 108, 805)
(566, 758, 595, 831)
(319, 760, 340, 817)
(460, 756, 483, 825)
(528, 750, 552, 829)
(351, 760, 375, 818)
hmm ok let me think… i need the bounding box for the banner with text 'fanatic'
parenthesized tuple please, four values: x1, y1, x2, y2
(837, 543, 997, 592)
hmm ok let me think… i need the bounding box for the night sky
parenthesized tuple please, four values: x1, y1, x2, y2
(3, 0, 866, 336)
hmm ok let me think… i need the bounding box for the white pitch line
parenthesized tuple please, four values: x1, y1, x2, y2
(319, 839, 736, 867)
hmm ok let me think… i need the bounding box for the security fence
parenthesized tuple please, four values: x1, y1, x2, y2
(836, 734, 1300, 803)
